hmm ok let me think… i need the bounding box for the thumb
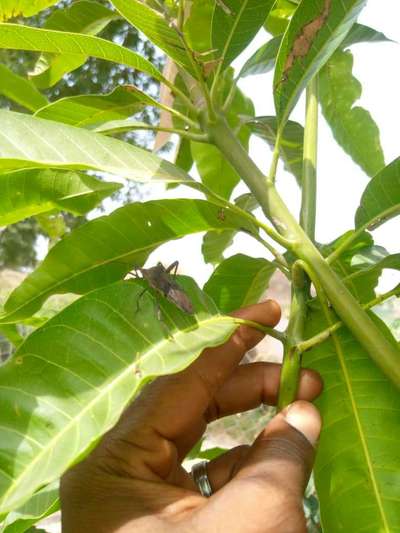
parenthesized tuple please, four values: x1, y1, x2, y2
(202, 401, 321, 532)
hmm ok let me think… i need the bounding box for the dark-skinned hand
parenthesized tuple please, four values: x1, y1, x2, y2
(61, 300, 323, 532)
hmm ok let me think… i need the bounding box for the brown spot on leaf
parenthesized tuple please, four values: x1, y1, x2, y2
(203, 59, 222, 77)
(217, 208, 226, 221)
(216, 0, 234, 16)
(277, 0, 331, 88)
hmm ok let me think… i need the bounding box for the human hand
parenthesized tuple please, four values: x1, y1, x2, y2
(61, 300, 322, 532)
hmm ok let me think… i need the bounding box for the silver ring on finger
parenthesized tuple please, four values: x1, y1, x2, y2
(191, 460, 213, 497)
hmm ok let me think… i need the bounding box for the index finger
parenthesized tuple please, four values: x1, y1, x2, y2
(119, 300, 281, 441)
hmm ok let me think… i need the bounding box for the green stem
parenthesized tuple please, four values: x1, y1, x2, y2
(278, 78, 319, 408)
(250, 233, 290, 275)
(300, 76, 318, 242)
(166, 80, 198, 116)
(267, 132, 281, 184)
(297, 284, 400, 353)
(177, 0, 185, 30)
(234, 318, 286, 343)
(201, 186, 291, 248)
(210, 117, 400, 389)
(277, 263, 308, 410)
(96, 121, 208, 142)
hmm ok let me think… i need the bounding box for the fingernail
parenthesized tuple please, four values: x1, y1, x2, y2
(283, 401, 321, 446)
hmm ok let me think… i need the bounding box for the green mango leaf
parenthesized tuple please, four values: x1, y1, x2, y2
(110, 0, 193, 74)
(0, 482, 59, 533)
(212, 0, 276, 70)
(184, 0, 275, 71)
(35, 86, 160, 128)
(264, 0, 297, 36)
(192, 70, 254, 199)
(322, 232, 384, 303)
(304, 309, 400, 531)
(344, 253, 400, 294)
(202, 193, 259, 264)
(0, 110, 191, 184)
(31, 0, 119, 89)
(0, 24, 165, 84)
(239, 36, 281, 77)
(0, 169, 121, 226)
(0, 279, 239, 514)
(0, 199, 257, 323)
(319, 50, 384, 177)
(0, 0, 58, 21)
(247, 116, 304, 184)
(238, 22, 391, 79)
(191, 142, 241, 199)
(204, 254, 275, 313)
(341, 22, 393, 48)
(0, 64, 47, 112)
(274, 0, 367, 125)
(355, 157, 400, 230)
(174, 138, 193, 172)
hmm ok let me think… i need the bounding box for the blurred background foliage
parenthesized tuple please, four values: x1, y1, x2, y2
(0, 0, 163, 270)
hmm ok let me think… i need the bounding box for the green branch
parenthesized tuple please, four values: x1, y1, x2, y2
(278, 78, 319, 409)
(234, 318, 286, 343)
(209, 117, 400, 389)
(277, 262, 308, 409)
(97, 121, 209, 142)
(297, 284, 400, 353)
(300, 76, 319, 242)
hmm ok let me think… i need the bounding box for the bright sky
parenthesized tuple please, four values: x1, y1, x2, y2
(148, 0, 400, 291)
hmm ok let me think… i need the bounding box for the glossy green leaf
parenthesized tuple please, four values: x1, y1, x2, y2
(191, 143, 241, 199)
(345, 253, 400, 295)
(322, 232, 384, 303)
(264, 0, 297, 36)
(0, 110, 191, 184)
(355, 157, 400, 230)
(319, 50, 384, 177)
(0, 169, 121, 226)
(247, 116, 304, 184)
(0, 64, 47, 112)
(31, 1, 120, 89)
(192, 70, 254, 199)
(204, 254, 275, 313)
(0, 199, 257, 323)
(35, 86, 159, 128)
(0, 482, 59, 533)
(304, 308, 400, 532)
(212, 0, 276, 70)
(110, 0, 193, 74)
(174, 138, 193, 173)
(0, 0, 58, 21)
(239, 36, 281, 77)
(184, 0, 275, 70)
(238, 22, 391, 80)
(0, 24, 165, 84)
(274, 0, 367, 125)
(0, 279, 239, 514)
(202, 193, 258, 264)
(341, 22, 393, 48)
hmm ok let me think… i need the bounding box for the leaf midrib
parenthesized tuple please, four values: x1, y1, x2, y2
(328, 329, 390, 531)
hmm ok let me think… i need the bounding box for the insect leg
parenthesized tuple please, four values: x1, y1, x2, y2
(166, 260, 179, 277)
(135, 288, 148, 314)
